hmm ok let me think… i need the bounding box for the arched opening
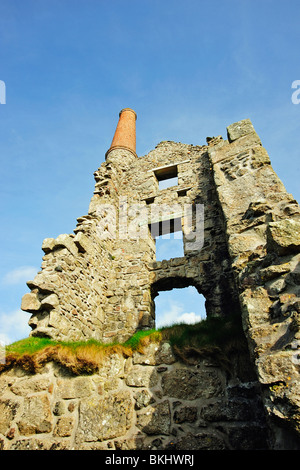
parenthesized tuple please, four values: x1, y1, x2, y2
(152, 284, 207, 329)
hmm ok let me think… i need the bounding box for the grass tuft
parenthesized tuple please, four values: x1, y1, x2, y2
(158, 313, 248, 367)
(124, 329, 162, 352)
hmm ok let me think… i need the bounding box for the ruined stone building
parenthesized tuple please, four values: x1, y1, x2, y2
(0, 109, 300, 450)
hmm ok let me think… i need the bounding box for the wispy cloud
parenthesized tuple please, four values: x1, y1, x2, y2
(0, 309, 31, 345)
(155, 296, 204, 329)
(2, 266, 38, 285)
(156, 300, 183, 328)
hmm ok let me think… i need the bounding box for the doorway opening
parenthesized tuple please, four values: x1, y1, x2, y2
(154, 286, 206, 329)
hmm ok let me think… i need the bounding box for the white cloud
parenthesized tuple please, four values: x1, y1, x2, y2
(176, 312, 202, 325)
(155, 298, 204, 329)
(0, 309, 31, 345)
(2, 266, 38, 285)
(155, 286, 207, 329)
(156, 301, 183, 328)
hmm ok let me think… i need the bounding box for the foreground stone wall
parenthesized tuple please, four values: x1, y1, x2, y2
(208, 119, 300, 447)
(0, 341, 273, 450)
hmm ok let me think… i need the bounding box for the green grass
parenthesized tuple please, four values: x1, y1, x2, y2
(124, 328, 161, 350)
(5, 332, 160, 357)
(161, 314, 247, 367)
(162, 313, 245, 350)
(5, 337, 57, 356)
(1, 314, 246, 374)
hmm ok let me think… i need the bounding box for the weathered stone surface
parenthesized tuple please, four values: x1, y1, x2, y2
(240, 287, 272, 327)
(97, 353, 125, 379)
(256, 352, 298, 384)
(114, 436, 145, 450)
(227, 118, 258, 142)
(10, 437, 71, 450)
(10, 375, 52, 396)
(208, 120, 300, 448)
(53, 400, 67, 416)
(267, 219, 300, 255)
(53, 417, 74, 437)
(56, 376, 94, 399)
(74, 232, 94, 253)
(173, 406, 197, 423)
(55, 234, 78, 256)
(125, 365, 158, 388)
(41, 294, 59, 310)
(0, 399, 19, 435)
(136, 400, 171, 435)
(132, 341, 176, 365)
(201, 399, 255, 422)
(17, 394, 53, 435)
(175, 431, 226, 450)
(27, 272, 60, 294)
(76, 391, 133, 442)
(21, 293, 41, 312)
(161, 367, 224, 400)
(155, 341, 177, 364)
(260, 263, 291, 282)
(0, 345, 285, 450)
(134, 389, 155, 409)
(132, 343, 160, 365)
(42, 238, 56, 253)
(267, 277, 286, 296)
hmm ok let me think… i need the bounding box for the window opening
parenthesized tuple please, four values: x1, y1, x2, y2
(155, 233, 184, 260)
(155, 287, 206, 329)
(149, 217, 184, 261)
(154, 165, 178, 190)
(177, 187, 191, 197)
(145, 196, 155, 205)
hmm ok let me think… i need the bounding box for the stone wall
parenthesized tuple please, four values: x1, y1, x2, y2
(0, 340, 272, 450)
(208, 119, 300, 446)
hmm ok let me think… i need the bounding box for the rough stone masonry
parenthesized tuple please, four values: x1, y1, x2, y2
(0, 109, 300, 450)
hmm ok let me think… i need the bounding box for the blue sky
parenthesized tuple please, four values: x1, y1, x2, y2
(0, 0, 299, 343)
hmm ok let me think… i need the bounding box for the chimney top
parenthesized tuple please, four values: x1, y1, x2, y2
(119, 108, 137, 119)
(106, 108, 137, 159)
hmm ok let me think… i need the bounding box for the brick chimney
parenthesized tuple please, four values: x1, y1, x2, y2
(106, 108, 137, 159)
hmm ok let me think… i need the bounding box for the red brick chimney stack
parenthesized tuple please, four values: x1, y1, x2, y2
(106, 108, 137, 159)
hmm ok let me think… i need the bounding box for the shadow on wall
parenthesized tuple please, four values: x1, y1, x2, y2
(118, 330, 272, 451)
